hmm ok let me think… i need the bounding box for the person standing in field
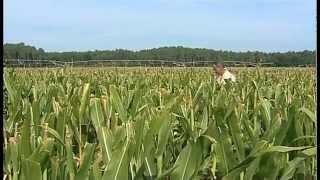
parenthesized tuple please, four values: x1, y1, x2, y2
(213, 63, 236, 85)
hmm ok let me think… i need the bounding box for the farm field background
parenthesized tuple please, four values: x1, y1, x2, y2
(3, 67, 316, 180)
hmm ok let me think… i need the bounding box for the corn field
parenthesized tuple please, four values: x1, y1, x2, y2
(3, 67, 316, 180)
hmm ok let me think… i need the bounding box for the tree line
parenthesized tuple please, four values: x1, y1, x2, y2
(3, 42, 316, 66)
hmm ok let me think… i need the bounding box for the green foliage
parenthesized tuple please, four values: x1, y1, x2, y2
(3, 43, 316, 66)
(3, 67, 316, 179)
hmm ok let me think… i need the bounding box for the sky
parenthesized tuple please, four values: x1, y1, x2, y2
(4, 0, 316, 52)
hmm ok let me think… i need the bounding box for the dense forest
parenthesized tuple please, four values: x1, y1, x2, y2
(3, 42, 316, 66)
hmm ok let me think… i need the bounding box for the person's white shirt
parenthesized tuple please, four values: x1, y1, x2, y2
(216, 68, 236, 85)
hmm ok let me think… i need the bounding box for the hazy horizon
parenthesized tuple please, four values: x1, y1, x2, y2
(4, 0, 316, 52)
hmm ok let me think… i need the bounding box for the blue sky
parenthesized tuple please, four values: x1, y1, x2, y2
(4, 0, 316, 52)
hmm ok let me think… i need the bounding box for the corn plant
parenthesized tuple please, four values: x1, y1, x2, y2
(3, 67, 316, 180)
